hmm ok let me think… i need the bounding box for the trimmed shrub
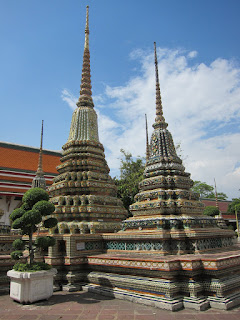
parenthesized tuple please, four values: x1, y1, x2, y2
(10, 188, 57, 268)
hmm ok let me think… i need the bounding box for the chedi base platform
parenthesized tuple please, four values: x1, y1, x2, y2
(72, 246, 240, 312)
(45, 235, 240, 311)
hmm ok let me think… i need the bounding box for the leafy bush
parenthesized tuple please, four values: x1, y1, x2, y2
(203, 206, 220, 217)
(9, 208, 25, 221)
(12, 239, 25, 250)
(114, 149, 145, 213)
(10, 188, 57, 268)
(22, 210, 42, 225)
(13, 262, 51, 272)
(33, 201, 55, 216)
(22, 188, 49, 207)
(228, 199, 240, 214)
(11, 251, 23, 260)
(11, 217, 23, 230)
(35, 236, 56, 248)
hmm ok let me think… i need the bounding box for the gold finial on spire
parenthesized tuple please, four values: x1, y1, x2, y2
(76, 5, 94, 108)
(153, 42, 167, 129)
(84, 5, 89, 49)
(145, 114, 150, 161)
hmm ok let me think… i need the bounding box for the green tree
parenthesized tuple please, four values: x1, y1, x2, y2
(114, 149, 145, 213)
(10, 188, 58, 267)
(192, 181, 227, 200)
(227, 198, 240, 214)
(203, 206, 220, 217)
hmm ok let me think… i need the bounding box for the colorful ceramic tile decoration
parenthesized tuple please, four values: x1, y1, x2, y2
(44, 6, 240, 311)
(48, 6, 128, 236)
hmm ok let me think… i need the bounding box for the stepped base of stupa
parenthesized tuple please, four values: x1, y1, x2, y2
(43, 231, 240, 311)
(107, 215, 234, 255)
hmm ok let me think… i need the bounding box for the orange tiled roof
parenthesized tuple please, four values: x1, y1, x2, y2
(0, 142, 62, 196)
(0, 142, 61, 174)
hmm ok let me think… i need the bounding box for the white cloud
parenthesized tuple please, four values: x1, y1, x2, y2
(188, 51, 198, 59)
(61, 46, 240, 199)
(61, 89, 77, 110)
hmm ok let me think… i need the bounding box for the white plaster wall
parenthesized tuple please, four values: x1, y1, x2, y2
(0, 196, 21, 226)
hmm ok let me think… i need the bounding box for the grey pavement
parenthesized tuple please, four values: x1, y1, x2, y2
(0, 291, 240, 320)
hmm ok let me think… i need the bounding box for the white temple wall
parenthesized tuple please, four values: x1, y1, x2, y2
(0, 196, 21, 226)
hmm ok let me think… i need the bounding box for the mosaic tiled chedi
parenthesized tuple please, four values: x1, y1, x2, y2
(109, 42, 234, 255)
(48, 6, 127, 235)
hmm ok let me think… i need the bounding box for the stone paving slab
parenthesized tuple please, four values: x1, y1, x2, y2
(0, 291, 240, 320)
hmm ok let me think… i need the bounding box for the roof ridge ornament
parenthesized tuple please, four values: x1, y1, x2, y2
(76, 5, 94, 108)
(153, 42, 168, 129)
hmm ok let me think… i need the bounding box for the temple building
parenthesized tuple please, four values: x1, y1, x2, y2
(0, 141, 61, 226)
(0, 139, 61, 289)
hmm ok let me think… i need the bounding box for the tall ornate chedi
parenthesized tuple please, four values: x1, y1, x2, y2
(48, 6, 127, 235)
(131, 42, 203, 218)
(109, 42, 234, 255)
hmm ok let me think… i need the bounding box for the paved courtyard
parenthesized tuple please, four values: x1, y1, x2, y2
(0, 291, 240, 320)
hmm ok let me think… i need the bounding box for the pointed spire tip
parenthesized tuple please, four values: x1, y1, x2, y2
(76, 3, 94, 108)
(153, 41, 168, 129)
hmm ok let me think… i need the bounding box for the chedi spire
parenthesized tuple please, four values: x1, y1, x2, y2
(32, 120, 46, 189)
(76, 5, 94, 109)
(68, 6, 99, 142)
(153, 42, 167, 130)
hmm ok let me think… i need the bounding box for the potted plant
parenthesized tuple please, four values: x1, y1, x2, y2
(7, 188, 58, 304)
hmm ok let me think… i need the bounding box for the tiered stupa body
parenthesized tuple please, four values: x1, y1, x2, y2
(48, 7, 127, 234)
(132, 43, 202, 217)
(112, 43, 234, 255)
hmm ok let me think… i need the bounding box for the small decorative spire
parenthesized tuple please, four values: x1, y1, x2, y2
(76, 5, 94, 108)
(145, 114, 150, 161)
(214, 178, 221, 218)
(37, 120, 44, 175)
(32, 120, 46, 189)
(153, 42, 168, 129)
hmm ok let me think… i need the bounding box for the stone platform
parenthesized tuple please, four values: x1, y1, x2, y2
(83, 245, 240, 311)
(43, 234, 240, 311)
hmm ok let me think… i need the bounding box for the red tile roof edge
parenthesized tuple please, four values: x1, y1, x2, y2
(0, 141, 62, 157)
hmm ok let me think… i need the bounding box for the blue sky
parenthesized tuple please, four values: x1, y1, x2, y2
(0, 0, 240, 199)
